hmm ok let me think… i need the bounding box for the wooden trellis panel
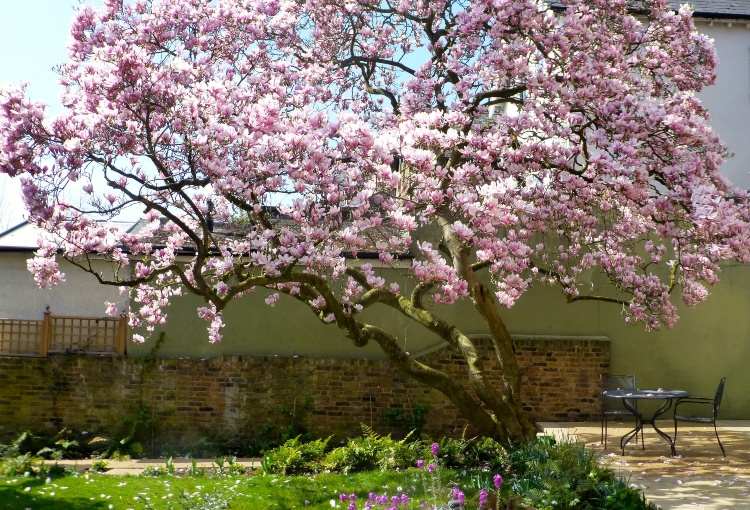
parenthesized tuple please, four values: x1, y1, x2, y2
(49, 316, 121, 354)
(0, 313, 127, 357)
(0, 319, 42, 356)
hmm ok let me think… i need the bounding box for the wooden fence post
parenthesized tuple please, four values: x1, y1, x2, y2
(39, 309, 51, 357)
(115, 314, 127, 356)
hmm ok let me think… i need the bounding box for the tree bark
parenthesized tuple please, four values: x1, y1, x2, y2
(435, 214, 539, 442)
(344, 283, 538, 442)
(362, 319, 536, 443)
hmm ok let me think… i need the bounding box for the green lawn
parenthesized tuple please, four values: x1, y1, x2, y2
(0, 470, 474, 510)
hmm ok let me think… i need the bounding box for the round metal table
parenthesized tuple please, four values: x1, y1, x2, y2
(603, 389, 688, 456)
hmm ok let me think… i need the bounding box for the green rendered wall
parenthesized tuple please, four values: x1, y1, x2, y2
(128, 264, 750, 419)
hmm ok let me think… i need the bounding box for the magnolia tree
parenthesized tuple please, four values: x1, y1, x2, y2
(2, 0, 750, 443)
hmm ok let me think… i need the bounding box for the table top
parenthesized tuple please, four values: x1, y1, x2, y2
(603, 389, 689, 399)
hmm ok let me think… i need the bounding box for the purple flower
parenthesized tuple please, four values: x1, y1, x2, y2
(493, 473, 504, 490)
(431, 442, 440, 457)
(416, 459, 425, 468)
(427, 463, 436, 473)
(451, 487, 465, 506)
(479, 489, 489, 508)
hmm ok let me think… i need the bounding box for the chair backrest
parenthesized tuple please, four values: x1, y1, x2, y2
(713, 377, 727, 415)
(603, 374, 636, 391)
(601, 374, 636, 411)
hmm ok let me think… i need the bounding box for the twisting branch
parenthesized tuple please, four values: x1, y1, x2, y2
(470, 85, 527, 109)
(411, 281, 434, 309)
(566, 294, 630, 306)
(338, 56, 416, 75)
(531, 262, 632, 307)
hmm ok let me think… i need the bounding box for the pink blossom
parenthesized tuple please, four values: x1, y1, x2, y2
(265, 293, 280, 306)
(0, 0, 745, 352)
(104, 302, 119, 317)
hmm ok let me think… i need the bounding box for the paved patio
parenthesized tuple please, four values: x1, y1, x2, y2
(542, 421, 750, 510)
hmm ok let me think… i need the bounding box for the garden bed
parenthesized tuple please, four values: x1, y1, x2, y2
(0, 432, 655, 509)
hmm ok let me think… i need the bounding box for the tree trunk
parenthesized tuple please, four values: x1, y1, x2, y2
(361, 318, 537, 444)
(408, 346, 537, 443)
(279, 260, 539, 444)
(433, 213, 539, 443)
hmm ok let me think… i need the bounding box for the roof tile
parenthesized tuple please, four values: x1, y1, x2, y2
(548, 1, 750, 19)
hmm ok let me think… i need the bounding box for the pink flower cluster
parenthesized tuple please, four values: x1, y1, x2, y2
(0, 0, 747, 343)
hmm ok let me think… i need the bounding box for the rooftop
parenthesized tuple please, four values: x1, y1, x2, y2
(682, 0, 750, 19)
(549, 1, 750, 19)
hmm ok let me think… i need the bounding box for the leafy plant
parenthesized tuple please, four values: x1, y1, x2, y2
(39, 462, 68, 478)
(382, 403, 429, 436)
(261, 436, 330, 475)
(37, 438, 80, 460)
(103, 404, 154, 458)
(165, 456, 176, 475)
(212, 456, 246, 476)
(436, 435, 508, 473)
(0, 453, 36, 476)
(4, 431, 46, 458)
(506, 436, 656, 510)
(90, 459, 109, 473)
(141, 465, 166, 477)
(188, 458, 205, 477)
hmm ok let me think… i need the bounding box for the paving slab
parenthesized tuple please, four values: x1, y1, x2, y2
(542, 421, 750, 510)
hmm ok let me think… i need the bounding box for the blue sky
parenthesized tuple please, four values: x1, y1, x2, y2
(0, 1, 103, 230)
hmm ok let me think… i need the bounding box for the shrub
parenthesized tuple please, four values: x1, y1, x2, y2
(261, 429, 509, 476)
(506, 436, 656, 510)
(1, 428, 112, 460)
(258, 432, 652, 509)
(141, 465, 166, 477)
(333, 437, 654, 510)
(38, 462, 68, 478)
(316, 429, 422, 474)
(261, 436, 330, 475)
(90, 459, 109, 473)
(0, 453, 36, 476)
(37, 438, 81, 460)
(2, 431, 48, 459)
(260, 429, 420, 475)
(322, 437, 379, 473)
(436, 436, 508, 473)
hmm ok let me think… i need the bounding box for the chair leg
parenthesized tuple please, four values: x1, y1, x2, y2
(713, 421, 726, 457)
(674, 419, 678, 449)
(603, 416, 608, 449)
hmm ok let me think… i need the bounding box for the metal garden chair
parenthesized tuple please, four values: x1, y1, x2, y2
(601, 374, 644, 449)
(673, 377, 727, 457)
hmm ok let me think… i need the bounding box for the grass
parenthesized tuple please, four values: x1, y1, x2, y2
(0, 469, 473, 510)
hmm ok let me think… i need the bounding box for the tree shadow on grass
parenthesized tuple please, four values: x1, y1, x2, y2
(0, 478, 108, 510)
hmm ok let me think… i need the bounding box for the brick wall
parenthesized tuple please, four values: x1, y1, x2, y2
(0, 337, 608, 450)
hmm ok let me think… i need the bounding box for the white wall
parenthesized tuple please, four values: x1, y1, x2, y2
(698, 20, 750, 188)
(0, 252, 128, 320)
